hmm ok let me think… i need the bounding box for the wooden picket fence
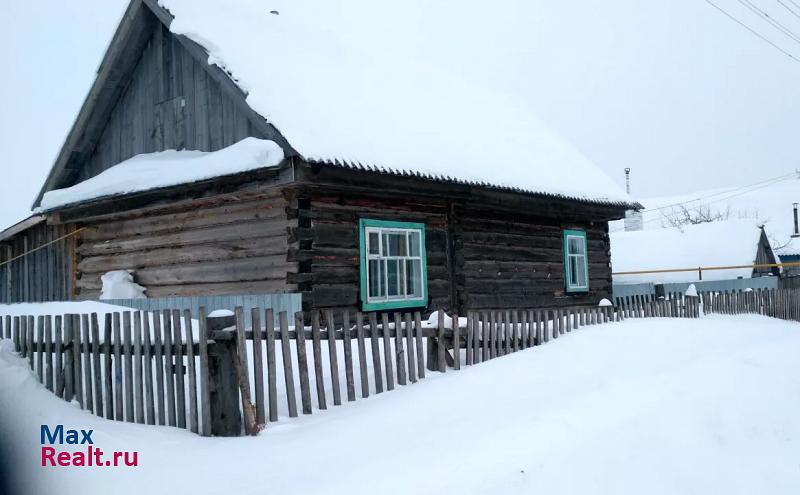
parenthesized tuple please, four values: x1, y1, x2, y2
(0, 287, 797, 436)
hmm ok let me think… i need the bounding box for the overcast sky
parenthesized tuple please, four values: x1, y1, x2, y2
(0, 0, 798, 229)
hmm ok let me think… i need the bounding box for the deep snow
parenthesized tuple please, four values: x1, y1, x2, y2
(1, 314, 799, 495)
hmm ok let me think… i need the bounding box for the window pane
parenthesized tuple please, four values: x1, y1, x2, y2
(368, 232, 380, 255)
(406, 259, 422, 297)
(577, 256, 587, 286)
(569, 257, 579, 286)
(409, 231, 421, 256)
(568, 236, 585, 255)
(387, 259, 401, 296)
(368, 259, 383, 298)
(385, 232, 407, 256)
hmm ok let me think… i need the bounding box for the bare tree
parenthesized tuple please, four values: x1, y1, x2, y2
(661, 205, 731, 228)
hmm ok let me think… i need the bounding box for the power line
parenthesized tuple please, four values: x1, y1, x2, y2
(736, 0, 800, 44)
(639, 172, 797, 213)
(641, 175, 797, 226)
(704, 0, 800, 63)
(776, 0, 800, 20)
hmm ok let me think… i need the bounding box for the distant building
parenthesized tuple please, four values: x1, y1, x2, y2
(610, 220, 780, 285)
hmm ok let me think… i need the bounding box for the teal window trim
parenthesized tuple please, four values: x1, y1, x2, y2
(359, 219, 428, 311)
(563, 229, 589, 293)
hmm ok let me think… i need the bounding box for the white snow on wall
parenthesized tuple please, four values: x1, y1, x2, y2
(611, 220, 768, 284)
(100, 270, 147, 300)
(156, 0, 632, 206)
(40, 138, 284, 210)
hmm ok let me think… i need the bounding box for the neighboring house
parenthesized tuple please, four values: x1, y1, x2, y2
(780, 251, 800, 277)
(610, 220, 780, 285)
(0, 0, 637, 313)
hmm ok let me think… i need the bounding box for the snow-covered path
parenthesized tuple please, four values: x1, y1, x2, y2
(1, 314, 799, 495)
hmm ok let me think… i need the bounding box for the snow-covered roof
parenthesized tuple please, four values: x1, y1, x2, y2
(39, 138, 283, 211)
(610, 220, 771, 285)
(152, 0, 632, 207)
(609, 176, 800, 256)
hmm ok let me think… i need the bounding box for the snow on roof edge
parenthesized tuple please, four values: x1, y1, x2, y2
(39, 138, 285, 212)
(307, 157, 641, 209)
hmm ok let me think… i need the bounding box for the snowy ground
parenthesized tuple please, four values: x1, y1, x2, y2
(1, 314, 799, 495)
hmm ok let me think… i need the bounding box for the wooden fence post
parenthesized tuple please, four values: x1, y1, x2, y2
(205, 312, 243, 436)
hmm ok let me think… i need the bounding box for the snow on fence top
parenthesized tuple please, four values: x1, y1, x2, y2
(157, 0, 632, 206)
(40, 138, 284, 211)
(610, 220, 772, 284)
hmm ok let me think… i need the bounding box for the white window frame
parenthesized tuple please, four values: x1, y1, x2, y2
(564, 230, 589, 293)
(360, 220, 427, 311)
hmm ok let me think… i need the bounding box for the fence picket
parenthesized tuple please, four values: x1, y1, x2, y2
(327, 310, 343, 405)
(152, 311, 166, 426)
(453, 313, 460, 370)
(380, 313, 396, 389)
(36, 316, 44, 383)
(123, 312, 134, 423)
(103, 314, 113, 420)
(113, 313, 124, 421)
(294, 311, 313, 414)
(55, 317, 64, 399)
(369, 312, 384, 393)
(405, 312, 417, 382)
(184, 310, 198, 434)
(45, 316, 53, 392)
(280, 311, 298, 418)
(171, 310, 186, 429)
(133, 312, 144, 424)
(488, 312, 497, 359)
(481, 312, 490, 360)
(81, 314, 93, 413)
(465, 313, 474, 366)
(473, 312, 482, 363)
(251, 308, 266, 424)
(394, 313, 407, 386)
(21, 315, 28, 366)
(90, 315, 102, 415)
(342, 311, 357, 401)
(235, 308, 257, 435)
(265, 309, 278, 422)
(162, 312, 176, 427)
(64, 315, 75, 403)
(311, 312, 327, 408)
(142, 313, 154, 426)
(437, 310, 447, 371)
(197, 308, 212, 435)
(414, 312, 426, 379)
(12, 316, 19, 353)
(64, 314, 83, 407)
(356, 313, 370, 397)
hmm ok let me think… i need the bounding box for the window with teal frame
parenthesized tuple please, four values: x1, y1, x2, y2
(359, 219, 428, 311)
(563, 229, 589, 293)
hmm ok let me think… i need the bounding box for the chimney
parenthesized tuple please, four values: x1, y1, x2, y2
(623, 168, 643, 231)
(793, 202, 799, 238)
(624, 168, 631, 195)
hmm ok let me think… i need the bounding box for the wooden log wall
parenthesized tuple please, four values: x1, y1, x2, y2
(290, 189, 452, 313)
(458, 207, 611, 309)
(74, 189, 297, 299)
(293, 172, 617, 314)
(78, 20, 264, 183)
(0, 222, 76, 303)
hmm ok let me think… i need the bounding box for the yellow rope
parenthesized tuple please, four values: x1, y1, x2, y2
(0, 226, 89, 268)
(613, 261, 800, 276)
